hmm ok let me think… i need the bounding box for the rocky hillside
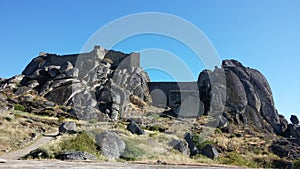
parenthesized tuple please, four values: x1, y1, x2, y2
(198, 60, 300, 163)
(0, 48, 300, 168)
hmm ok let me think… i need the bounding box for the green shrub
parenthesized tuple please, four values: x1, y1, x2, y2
(4, 116, 12, 121)
(148, 125, 160, 132)
(294, 159, 300, 169)
(14, 104, 26, 112)
(59, 132, 101, 158)
(121, 139, 145, 161)
(192, 132, 215, 150)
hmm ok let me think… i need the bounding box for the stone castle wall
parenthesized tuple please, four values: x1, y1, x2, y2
(148, 82, 199, 108)
(23, 46, 140, 76)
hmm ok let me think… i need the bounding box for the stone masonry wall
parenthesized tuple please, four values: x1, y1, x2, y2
(148, 82, 199, 108)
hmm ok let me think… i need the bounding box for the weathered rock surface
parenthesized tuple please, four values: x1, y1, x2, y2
(95, 131, 126, 160)
(291, 115, 299, 125)
(198, 60, 288, 135)
(217, 115, 229, 129)
(289, 124, 300, 138)
(1, 46, 298, 165)
(20, 46, 151, 121)
(56, 151, 97, 161)
(272, 159, 294, 169)
(269, 140, 300, 160)
(199, 144, 219, 160)
(169, 139, 190, 156)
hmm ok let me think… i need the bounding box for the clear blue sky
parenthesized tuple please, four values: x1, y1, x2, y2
(1, 0, 300, 119)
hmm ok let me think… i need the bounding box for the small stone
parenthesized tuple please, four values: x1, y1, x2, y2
(169, 139, 190, 156)
(217, 115, 229, 129)
(127, 120, 145, 135)
(200, 144, 219, 159)
(44, 101, 56, 107)
(59, 122, 77, 134)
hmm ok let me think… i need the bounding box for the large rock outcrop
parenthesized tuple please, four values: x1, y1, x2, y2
(20, 46, 152, 121)
(198, 60, 288, 135)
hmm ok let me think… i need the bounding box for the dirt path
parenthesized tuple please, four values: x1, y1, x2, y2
(0, 160, 247, 169)
(0, 130, 58, 160)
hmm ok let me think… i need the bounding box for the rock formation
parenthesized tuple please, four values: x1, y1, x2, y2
(15, 47, 290, 137)
(56, 151, 97, 161)
(1, 47, 299, 165)
(198, 60, 288, 135)
(20, 46, 151, 121)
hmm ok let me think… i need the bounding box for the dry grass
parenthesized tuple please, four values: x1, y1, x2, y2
(0, 103, 282, 168)
(43, 120, 195, 164)
(0, 110, 58, 154)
